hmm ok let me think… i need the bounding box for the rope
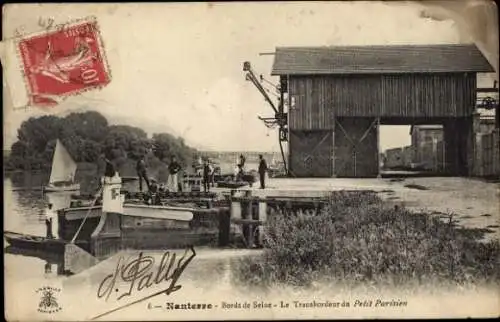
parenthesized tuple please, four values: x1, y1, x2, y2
(70, 185, 103, 244)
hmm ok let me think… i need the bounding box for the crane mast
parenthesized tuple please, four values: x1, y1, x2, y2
(243, 61, 288, 174)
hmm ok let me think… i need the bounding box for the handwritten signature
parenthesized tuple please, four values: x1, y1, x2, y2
(92, 246, 196, 320)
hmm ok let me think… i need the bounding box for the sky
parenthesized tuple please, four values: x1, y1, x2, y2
(2, 1, 499, 152)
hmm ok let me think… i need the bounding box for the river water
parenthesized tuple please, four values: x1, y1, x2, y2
(4, 171, 91, 280)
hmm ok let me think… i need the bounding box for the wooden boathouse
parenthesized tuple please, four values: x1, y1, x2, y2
(271, 44, 494, 177)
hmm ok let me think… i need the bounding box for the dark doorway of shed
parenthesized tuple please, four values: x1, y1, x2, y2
(380, 124, 446, 177)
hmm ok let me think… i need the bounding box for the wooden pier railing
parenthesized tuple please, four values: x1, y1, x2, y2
(224, 190, 332, 248)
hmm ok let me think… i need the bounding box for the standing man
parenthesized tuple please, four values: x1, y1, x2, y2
(104, 157, 116, 178)
(258, 154, 268, 189)
(168, 156, 182, 192)
(202, 158, 211, 192)
(136, 156, 150, 192)
(196, 156, 203, 176)
(208, 160, 215, 188)
(237, 154, 246, 181)
(44, 203, 56, 239)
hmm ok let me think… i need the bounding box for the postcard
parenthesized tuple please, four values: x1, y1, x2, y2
(2, 1, 499, 321)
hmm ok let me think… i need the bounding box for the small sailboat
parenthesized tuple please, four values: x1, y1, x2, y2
(44, 139, 80, 193)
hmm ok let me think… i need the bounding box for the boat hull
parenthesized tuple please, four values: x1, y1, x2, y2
(57, 201, 232, 259)
(122, 204, 194, 221)
(44, 183, 81, 193)
(4, 231, 88, 253)
(217, 181, 249, 188)
(59, 204, 194, 221)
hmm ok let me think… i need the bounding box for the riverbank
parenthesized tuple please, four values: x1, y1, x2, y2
(239, 177, 500, 241)
(232, 191, 499, 292)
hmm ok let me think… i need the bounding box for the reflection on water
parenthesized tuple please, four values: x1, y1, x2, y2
(5, 246, 67, 277)
(4, 177, 73, 236)
(4, 171, 100, 279)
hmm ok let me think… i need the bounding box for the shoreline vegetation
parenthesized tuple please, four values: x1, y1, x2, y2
(232, 192, 499, 291)
(4, 111, 197, 176)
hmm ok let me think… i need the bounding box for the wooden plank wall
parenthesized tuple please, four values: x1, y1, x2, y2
(289, 130, 333, 177)
(334, 117, 379, 177)
(479, 129, 500, 177)
(288, 73, 476, 130)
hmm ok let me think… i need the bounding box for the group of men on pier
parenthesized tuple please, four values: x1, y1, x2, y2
(233, 154, 269, 189)
(136, 155, 182, 193)
(104, 152, 269, 195)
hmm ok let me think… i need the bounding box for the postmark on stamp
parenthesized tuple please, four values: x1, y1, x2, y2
(16, 16, 111, 107)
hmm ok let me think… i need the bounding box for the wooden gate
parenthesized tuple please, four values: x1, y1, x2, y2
(334, 117, 379, 178)
(289, 130, 333, 177)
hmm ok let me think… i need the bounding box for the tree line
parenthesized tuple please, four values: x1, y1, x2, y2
(5, 111, 197, 173)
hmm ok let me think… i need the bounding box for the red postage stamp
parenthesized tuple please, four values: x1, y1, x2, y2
(17, 17, 111, 107)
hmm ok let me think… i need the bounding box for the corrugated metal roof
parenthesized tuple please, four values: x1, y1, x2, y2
(271, 44, 494, 75)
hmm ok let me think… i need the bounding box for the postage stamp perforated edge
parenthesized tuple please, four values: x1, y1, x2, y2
(12, 15, 112, 107)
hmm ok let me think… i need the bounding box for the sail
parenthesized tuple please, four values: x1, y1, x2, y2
(49, 139, 78, 184)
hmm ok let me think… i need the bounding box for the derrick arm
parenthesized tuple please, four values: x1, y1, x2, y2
(243, 62, 279, 114)
(243, 61, 289, 175)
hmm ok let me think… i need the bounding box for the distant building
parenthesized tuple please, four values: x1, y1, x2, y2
(410, 125, 444, 171)
(410, 112, 496, 172)
(384, 146, 414, 170)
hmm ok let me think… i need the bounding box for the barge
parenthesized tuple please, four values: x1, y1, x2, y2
(57, 174, 235, 259)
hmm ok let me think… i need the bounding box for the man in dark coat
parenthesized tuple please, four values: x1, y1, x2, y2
(202, 159, 211, 192)
(168, 156, 182, 192)
(136, 156, 150, 192)
(258, 154, 268, 189)
(104, 158, 116, 178)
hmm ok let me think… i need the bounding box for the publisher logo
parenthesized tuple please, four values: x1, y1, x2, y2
(36, 286, 62, 313)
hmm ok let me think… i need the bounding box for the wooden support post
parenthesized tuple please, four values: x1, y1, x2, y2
(245, 198, 254, 248)
(240, 198, 248, 245)
(332, 115, 336, 178)
(377, 117, 382, 178)
(218, 208, 231, 247)
(229, 190, 243, 247)
(258, 200, 267, 247)
(353, 150, 357, 177)
(251, 199, 260, 247)
(246, 200, 255, 248)
(230, 194, 242, 220)
(236, 190, 252, 248)
(240, 198, 248, 246)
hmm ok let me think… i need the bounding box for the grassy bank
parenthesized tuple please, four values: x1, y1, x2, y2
(232, 192, 499, 290)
